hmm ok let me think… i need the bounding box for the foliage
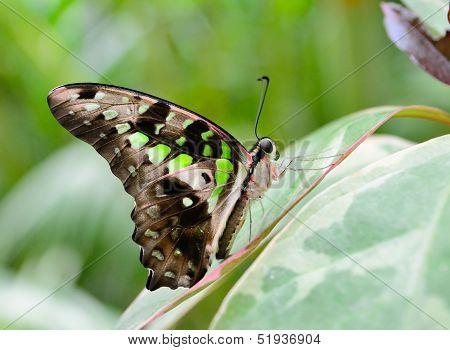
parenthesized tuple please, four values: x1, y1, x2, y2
(117, 106, 450, 329)
(0, 0, 449, 329)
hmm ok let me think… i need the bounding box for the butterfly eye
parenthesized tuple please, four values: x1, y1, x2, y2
(259, 138, 274, 154)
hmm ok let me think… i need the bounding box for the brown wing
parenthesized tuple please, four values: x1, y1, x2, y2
(47, 83, 250, 290)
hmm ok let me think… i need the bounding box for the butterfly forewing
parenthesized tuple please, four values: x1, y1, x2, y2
(47, 83, 250, 290)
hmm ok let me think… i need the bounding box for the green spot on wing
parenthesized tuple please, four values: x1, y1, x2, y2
(138, 104, 150, 114)
(216, 158, 233, 172)
(167, 154, 193, 173)
(129, 132, 149, 149)
(215, 159, 233, 186)
(221, 141, 232, 159)
(182, 119, 194, 129)
(201, 130, 214, 141)
(147, 144, 171, 164)
(210, 187, 223, 199)
(102, 109, 119, 120)
(202, 144, 213, 157)
(115, 123, 131, 134)
(208, 159, 234, 212)
(175, 136, 186, 146)
(207, 188, 222, 212)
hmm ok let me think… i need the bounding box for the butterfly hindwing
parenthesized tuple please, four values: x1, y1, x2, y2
(47, 83, 249, 290)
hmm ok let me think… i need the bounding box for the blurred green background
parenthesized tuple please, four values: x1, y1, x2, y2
(0, 0, 448, 329)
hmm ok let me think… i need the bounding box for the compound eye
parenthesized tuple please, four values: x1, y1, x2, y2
(260, 138, 273, 154)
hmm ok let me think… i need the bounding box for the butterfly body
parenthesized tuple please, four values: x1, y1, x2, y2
(47, 83, 279, 290)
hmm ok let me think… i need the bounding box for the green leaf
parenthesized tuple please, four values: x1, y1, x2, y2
(0, 267, 117, 329)
(400, 0, 450, 38)
(0, 144, 132, 262)
(0, 143, 142, 312)
(115, 289, 184, 330)
(119, 105, 449, 329)
(211, 135, 450, 329)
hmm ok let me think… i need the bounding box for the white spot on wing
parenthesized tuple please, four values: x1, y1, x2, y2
(164, 271, 176, 279)
(144, 229, 159, 239)
(151, 249, 164, 261)
(138, 104, 150, 114)
(154, 123, 165, 135)
(84, 103, 100, 111)
(182, 197, 193, 207)
(166, 111, 176, 122)
(94, 91, 105, 100)
(115, 123, 131, 134)
(103, 109, 119, 120)
(128, 165, 137, 176)
(69, 93, 79, 101)
(146, 205, 160, 219)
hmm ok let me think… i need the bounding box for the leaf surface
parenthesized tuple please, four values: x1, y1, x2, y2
(118, 105, 449, 329)
(211, 136, 450, 329)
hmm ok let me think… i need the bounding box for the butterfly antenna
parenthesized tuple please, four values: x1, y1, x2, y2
(254, 76, 270, 140)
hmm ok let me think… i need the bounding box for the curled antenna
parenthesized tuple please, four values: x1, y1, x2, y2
(254, 76, 270, 140)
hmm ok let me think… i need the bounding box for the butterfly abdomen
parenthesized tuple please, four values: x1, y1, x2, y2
(216, 194, 249, 259)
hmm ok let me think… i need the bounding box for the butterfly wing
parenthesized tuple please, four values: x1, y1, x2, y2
(47, 83, 250, 290)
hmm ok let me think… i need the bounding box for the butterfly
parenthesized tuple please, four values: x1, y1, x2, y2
(47, 78, 281, 291)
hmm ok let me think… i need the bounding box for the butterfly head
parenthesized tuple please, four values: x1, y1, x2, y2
(258, 137, 280, 161)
